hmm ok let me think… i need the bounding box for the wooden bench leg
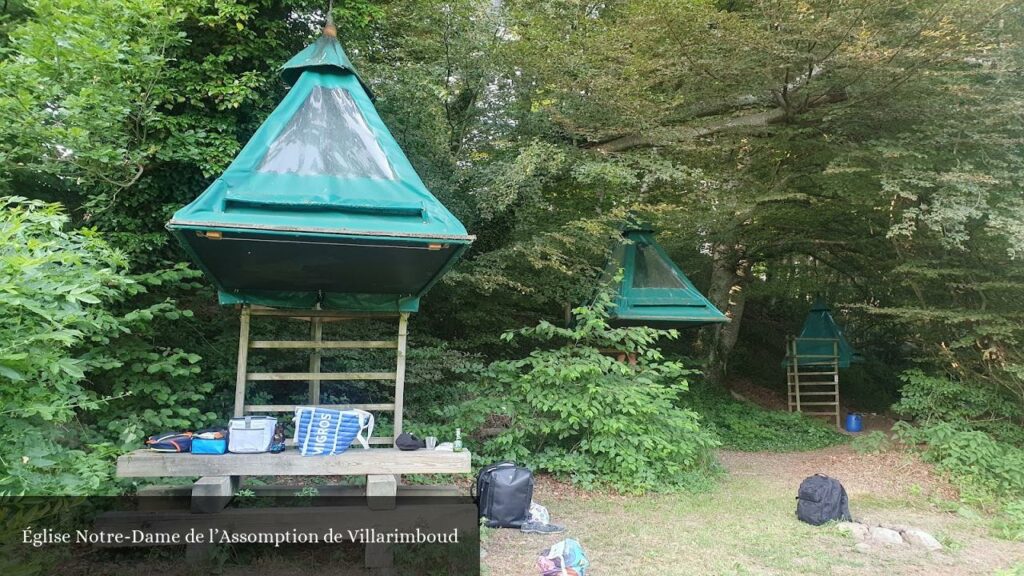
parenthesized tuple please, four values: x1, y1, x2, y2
(191, 476, 240, 514)
(186, 476, 239, 564)
(366, 474, 398, 511)
(365, 474, 398, 572)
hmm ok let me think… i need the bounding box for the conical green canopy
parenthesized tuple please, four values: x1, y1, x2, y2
(788, 298, 862, 368)
(167, 29, 473, 313)
(603, 227, 728, 328)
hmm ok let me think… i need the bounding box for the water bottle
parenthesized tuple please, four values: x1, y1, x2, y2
(453, 428, 463, 452)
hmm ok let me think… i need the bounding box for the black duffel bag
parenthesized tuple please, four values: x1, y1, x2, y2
(473, 461, 534, 528)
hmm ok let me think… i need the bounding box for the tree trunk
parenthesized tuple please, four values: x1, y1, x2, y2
(704, 245, 752, 386)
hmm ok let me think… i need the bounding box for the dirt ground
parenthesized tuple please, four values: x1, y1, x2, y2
(482, 446, 1024, 575)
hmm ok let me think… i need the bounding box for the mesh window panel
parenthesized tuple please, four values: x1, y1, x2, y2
(258, 86, 394, 179)
(632, 243, 686, 289)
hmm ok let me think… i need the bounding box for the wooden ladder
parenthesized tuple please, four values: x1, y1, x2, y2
(233, 305, 408, 445)
(786, 336, 840, 428)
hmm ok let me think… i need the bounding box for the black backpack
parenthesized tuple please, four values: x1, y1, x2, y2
(473, 461, 534, 528)
(796, 474, 852, 525)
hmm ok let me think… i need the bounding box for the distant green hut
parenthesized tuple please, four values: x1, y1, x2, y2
(603, 226, 728, 328)
(784, 298, 862, 428)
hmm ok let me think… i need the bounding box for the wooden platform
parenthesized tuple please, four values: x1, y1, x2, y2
(117, 448, 471, 478)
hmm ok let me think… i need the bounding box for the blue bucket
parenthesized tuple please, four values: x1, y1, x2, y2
(845, 413, 863, 433)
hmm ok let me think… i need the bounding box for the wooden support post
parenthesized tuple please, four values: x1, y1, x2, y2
(366, 474, 398, 511)
(137, 485, 191, 511)
(190, 476, 240, 514)
(233, 307, 251, 417)
(393, 314, 408, 442)
(365, 473, 398, 573)
(185, 541, 216, 564)
(833, 339, 841, 429)
(365, 543, 394, 571)
(308, 316, 322, 404)
(793, 345, 802, 414)
(186, 475, 240, 563)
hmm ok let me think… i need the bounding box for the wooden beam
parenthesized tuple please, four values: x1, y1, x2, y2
(233, 307, 251, 418)
(249, 308, 400, 319)
(249, 340, 398, 349)
(246, 403, 396, 413)
(183, 484, 460, 498)
(308, 317, 322, 404)
(393, 313, 409, 442)
(116, 448, 472, 478)
(247, 372, 397, 381)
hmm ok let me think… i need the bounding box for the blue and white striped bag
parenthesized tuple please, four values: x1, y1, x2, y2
(293, 407, 374, 456)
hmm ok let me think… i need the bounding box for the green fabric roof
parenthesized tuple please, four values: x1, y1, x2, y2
(280, 33, 372, 96)
(167, 31, 473, 313)
(786, 298, 863, 368)
(603, 228, 729, 328)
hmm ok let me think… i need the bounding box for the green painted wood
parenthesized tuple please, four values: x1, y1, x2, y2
(603, 226, 728, 328)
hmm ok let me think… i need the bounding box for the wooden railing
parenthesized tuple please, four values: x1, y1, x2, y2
(233, 305, 408, 445)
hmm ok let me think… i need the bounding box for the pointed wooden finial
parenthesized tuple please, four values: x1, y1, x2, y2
(323, 1, 336, 37)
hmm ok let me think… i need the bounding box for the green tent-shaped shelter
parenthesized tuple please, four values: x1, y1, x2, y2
(167, 23, 473, 313)
(603, 227, 728, 328)
(789, 298, 862, 368)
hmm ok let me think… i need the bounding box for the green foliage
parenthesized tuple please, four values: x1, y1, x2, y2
(851, 431, 892, 455)
(686, 385, 847, 452)
(894, 370, 1024, 446)
(897, 420, 1024, 541)
(993, 500, 1024, 542)
(0, 0, 188, 194)
(456, 292, 719, 493)
(0, 198, 208, 494)
(896, 422, 1024, 505)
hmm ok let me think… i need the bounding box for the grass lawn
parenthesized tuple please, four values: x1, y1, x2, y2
(483, 447, 1024, 575)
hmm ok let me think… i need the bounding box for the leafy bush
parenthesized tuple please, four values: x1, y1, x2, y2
(685, 385, 847, 452)
(895, 371, 1024, 540)
(892, 368, 1019, 432)
(455, 291, 719, 493)
(851, 431, 892, 454)
(0, 198, 208, 494)
(896, 422, 1024, 504)
(994, 500, 1024, 541)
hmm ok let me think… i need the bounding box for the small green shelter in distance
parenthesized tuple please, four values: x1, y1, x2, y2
(787, 298, 863, 368)
(167, 22, 474, 313)
(603, 226, 729, 328)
